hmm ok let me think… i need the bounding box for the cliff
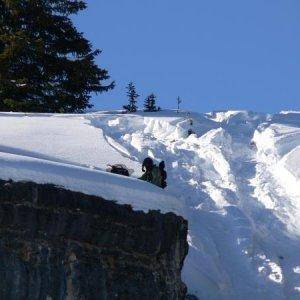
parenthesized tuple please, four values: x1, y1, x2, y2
(0, 179, 188, 300)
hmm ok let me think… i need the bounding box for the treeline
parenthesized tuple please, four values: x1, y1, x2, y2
(123, 82, 161, 113)
(0, 1, 180, 114)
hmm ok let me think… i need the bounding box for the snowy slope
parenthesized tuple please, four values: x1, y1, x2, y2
(0, 112, 181, 214)
(1, 110, 300, 299)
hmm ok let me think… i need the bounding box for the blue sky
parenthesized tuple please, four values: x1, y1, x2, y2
(74, 0, 300, 113)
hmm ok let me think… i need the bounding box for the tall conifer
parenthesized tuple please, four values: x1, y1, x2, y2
(123, 82, 138, 112)
(144, 93, 158, 112)
(0, 0, 114, 112)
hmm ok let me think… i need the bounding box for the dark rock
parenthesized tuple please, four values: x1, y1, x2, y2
(0, 180, 189, 299)
(186, 294, 199, 300)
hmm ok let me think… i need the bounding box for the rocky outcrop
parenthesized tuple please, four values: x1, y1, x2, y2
(0, 180, 188, 300)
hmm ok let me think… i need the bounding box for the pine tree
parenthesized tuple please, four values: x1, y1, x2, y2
(123, 82, 139, 112)
(0, 0, 114, 113)
(144, 93, 158, 112)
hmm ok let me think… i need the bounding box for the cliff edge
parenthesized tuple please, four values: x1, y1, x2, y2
(0, 180, 188, 300)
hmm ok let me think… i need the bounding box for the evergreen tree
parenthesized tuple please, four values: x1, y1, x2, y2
(0, 0, 114, 112)
(123, 82, 138, 112)
(144, 93, 158, 112)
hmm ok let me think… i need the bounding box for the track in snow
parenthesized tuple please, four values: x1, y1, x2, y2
(88, 110, 300, 300)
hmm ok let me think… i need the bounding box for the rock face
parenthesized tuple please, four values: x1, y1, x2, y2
(0, 180, 188, 300)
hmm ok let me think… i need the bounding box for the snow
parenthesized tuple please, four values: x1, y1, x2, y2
(0, 113, 181, 214)
(0, 152, 182, 214)
(1, 110, 300, 299)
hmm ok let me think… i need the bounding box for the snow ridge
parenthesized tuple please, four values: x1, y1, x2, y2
(88, 110, 300, 299)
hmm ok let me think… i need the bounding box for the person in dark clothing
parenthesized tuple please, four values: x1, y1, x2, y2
(139, 157, 167, 188)
(140, 157, 154, 183)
